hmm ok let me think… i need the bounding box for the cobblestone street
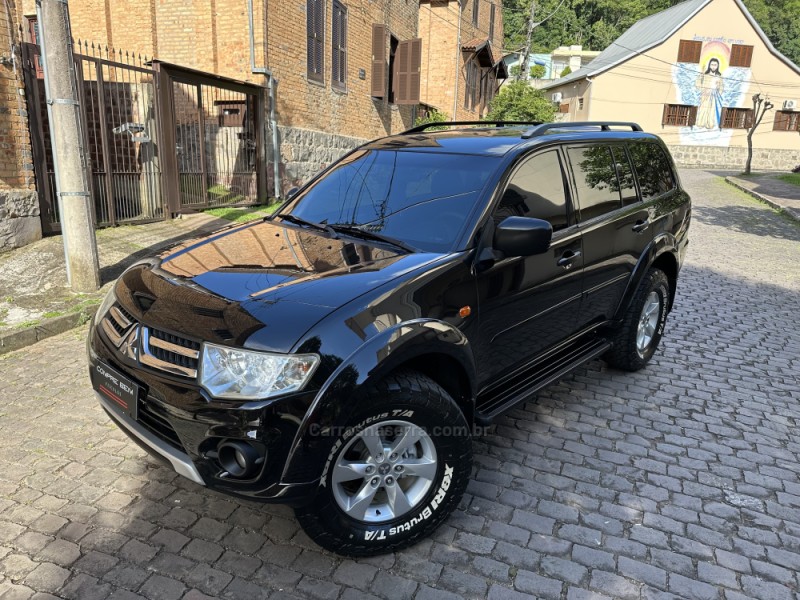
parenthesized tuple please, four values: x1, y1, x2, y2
(1, 169, 799, 600)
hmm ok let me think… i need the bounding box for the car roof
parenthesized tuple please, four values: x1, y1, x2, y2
(361, 122, 663, 157)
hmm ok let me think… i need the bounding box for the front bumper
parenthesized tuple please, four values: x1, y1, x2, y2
(97, 392, 205, 485)
(87, 317, 320, 504)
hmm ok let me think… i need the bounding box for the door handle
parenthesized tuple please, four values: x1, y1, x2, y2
(557, 250, 581, 268)
(632, 219, 650, 233)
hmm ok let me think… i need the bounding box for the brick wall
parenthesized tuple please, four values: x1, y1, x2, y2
(16, 0, 421, 193)
(420, 0, 504, 120)
(0, 0, 39, 251)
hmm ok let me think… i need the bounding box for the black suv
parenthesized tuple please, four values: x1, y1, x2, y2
(88, 121, 690, 556)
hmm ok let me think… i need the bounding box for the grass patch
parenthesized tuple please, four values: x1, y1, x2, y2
(18, 319, 40, 329)
(203, 204, 279, 223)
(42, 311, 66, 319)
(778, 173, 800, 187)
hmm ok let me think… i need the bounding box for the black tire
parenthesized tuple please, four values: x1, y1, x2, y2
(604, 268, 670, 372)
(295, 370, 472, 557)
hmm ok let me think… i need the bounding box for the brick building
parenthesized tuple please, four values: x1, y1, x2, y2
(419, 0, 506, 120)
(0, 0, 38, 249)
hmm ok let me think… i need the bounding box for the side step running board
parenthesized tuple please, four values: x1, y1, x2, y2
(474, 338, 612, 426)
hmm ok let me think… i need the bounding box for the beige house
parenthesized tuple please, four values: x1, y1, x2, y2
(543, 0, 800, 169)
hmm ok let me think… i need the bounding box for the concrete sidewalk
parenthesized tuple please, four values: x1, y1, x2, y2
(0, 212, 234, 354)
(725, 172, 800, 222)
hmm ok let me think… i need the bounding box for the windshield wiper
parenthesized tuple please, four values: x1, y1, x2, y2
(275, 214, 338, 238)
(328, 223, 415, 253)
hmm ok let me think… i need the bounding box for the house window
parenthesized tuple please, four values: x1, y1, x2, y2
(677, 39, 702, 63)
(721, 107, 753, 129)
(465, 61, 482, 111)
(489, 4, 495, 40)
(729, 44, 754, 67)
(332, 1, 347, 90)
(578, 97, 584, 110)
(773, 110, 800, 131)
(661, 104, 697, 126)
(472, 0, 479, 27)
(26, 16, 43, 78)
(307, 0, 324, 82)
(388, 34, 399, 103)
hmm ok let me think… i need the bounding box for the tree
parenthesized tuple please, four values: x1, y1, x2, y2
(485, 80, 556, 122)
(744, 93, 774, 175)
(560, 66, 572, 77)
(414, 108, 448, 130)
(530, 64, 547, 79)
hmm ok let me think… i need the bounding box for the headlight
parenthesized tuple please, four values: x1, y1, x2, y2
(199, 342, 319, 400)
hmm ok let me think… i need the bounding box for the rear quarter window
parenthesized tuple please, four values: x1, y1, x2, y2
(627, 143, 676, 200)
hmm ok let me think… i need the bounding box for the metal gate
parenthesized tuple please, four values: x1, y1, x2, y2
(23, 42, 163, 233)
(22, 43, 268, 233)
(153, 62, 267, 214)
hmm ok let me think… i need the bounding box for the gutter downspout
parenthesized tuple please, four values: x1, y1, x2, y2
(247, 0, 281, 200)
(452, 1, 462, 120)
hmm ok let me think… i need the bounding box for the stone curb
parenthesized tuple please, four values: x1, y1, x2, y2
(0, 305, 99, 355)
(725, 176, 800, 223)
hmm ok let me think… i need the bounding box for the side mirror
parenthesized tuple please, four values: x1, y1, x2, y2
(494, 216, 553, 257)
(286, 187, 299, 199)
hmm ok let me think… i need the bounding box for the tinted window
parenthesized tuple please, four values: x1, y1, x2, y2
(285, 149, 499, 252)
(568, 145, 622, 221)
(612, 146, 638, 206)
(627, 143, 676, 200)
(495, 150, 569, 231)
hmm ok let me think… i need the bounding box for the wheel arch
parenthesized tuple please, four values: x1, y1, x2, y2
(613, 233, 679, 322)
(281, 319, 476, 485)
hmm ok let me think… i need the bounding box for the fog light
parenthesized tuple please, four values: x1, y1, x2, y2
(217, 440, 262, 478)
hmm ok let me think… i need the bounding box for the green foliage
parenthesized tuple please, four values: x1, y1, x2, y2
(778, 173, 800, 187)
(560, 65, 572, 77)
(530, 64, 547, 78)
(485, 81, 556, 122)
(414, 108, 449, 130)
(502, 0, 800, 69)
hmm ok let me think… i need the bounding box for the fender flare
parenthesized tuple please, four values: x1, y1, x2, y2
(613, 232, 680, 322)
(280, 319, 476, 485)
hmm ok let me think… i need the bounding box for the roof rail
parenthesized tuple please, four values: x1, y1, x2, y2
(521, 121, 643, 139)
(402, 120, 543, 135)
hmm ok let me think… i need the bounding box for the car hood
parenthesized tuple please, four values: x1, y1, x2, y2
(113, 220, 441, 352)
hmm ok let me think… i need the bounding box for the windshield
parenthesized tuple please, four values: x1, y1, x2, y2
(281, 149, 499, 252)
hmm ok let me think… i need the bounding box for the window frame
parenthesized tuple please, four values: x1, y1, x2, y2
(489, 4, 495, 40)
(729, 44, 754, 68)
(331, 1, 347, 91)
(565, 143, 628, 223)
(662, 103, 697, 127)
(307, 0, 325, 83)
(677, 39, 702, 63)
(492, 146, 575, 234)
(721, 107, 753, 129)
(773, 110, 800, 132)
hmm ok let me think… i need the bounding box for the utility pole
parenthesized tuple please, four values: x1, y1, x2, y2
(37, 0, 100, 292)
(518, 1, 537, 81)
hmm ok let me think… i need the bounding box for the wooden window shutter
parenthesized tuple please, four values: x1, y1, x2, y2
(332, 1, 346, 88)
(371, 24, 386, 98)
(730, 44, 754, 67)
(662, 104, 669, 126)
(395, 38, 421, 105)
(745, 108, 754, 128)
(689, 105, 697, 127)
(677, 39, 702, 63)
(307, 0, 324, 81)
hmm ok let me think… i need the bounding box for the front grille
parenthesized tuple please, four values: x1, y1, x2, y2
(138, 402, 185, 452)
(141, 326, 201, 378)
(101, 304, 136, 346)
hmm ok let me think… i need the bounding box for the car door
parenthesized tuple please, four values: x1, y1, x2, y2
(475, 148, 585, 384)
(567, 143, 652, 326)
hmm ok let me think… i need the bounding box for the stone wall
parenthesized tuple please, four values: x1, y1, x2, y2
(0, 190, 40, 251)
(669, 145, 800, 171)
(278, 126, 366, 191)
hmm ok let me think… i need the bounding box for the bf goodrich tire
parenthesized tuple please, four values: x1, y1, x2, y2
(295, 370, 472, 557)
(604, 268, 670, 372)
